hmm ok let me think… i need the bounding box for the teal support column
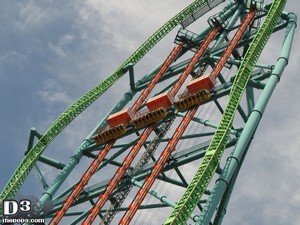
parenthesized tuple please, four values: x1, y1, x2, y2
(212, 141, 251, 225)
(196, 12, 297, 225)
(210, 56, 274, 70)
(70, 207, 93, 225)
(132, 179, 177, 208)
(176, 113, 239, 136)
(25, 128, 49, 190)
(33, 165, 49, 190)
(246, 86, 255, 115)
(247, 79, 266, 89)
(38, 155, 66, 170)
(125, 63, 136, 91)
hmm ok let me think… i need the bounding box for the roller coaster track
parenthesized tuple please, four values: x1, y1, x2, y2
(165, 0, 287, 224)
(119, 9, 256, 225)
(100, 47, 213, 224)
(0, 0, 225, 210)
(1, 1, 290, 225)
(82, 27, 220, 225)
(100, 117, 175, 225)
(49, 43, 183, 225)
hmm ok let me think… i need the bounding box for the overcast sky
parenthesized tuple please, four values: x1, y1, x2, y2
(0, 0, 299, 224)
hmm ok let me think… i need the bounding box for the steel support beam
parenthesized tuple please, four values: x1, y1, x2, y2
(196, 13, 297, 225)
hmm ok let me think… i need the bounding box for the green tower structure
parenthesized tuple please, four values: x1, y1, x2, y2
(0, 0, 297, 224)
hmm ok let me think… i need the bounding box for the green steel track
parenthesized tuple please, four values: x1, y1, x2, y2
(0, 0, 225, 211)
(164, 0, 287, 224)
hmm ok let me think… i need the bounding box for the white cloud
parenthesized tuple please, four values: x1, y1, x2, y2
(39, 90, 72, 104)
(48, 34, 75, 58)
(15, 0, 54, 31)
(38, 79, 72, 104)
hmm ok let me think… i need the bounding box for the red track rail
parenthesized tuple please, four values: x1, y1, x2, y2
(82, 27, 220, 225)
(131, 43, 183, 113)
(170, 27, 221, 96)
(120, 107, 198, 225)
(49, 43, 183, 225)
(82, 126, 154, 225)
(211, 10, 257, 79)
(119, 11, 256, 225)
